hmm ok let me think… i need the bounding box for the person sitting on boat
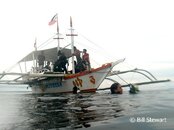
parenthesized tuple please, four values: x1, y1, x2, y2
(110, 82, 123, 94)
(82, 49, 90, 71)
(37, 51, 45, 69)
(44, 61, 51, 71)
(54, 51, 68, 74)
(72, 46, 85, 72)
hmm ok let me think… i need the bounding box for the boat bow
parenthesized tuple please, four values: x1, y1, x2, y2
(111, 58, 125, 69)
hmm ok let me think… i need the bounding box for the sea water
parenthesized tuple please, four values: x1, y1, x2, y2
(0, 82, 173, 130)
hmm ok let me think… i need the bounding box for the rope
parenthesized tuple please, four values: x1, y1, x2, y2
(78, 33, 116, 59)
(116, 74, 129, 84)
(37, 34, 57, 49)
(39, 39, 55, 49)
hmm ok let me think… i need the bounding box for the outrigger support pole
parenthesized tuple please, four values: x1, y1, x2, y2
(135, 68, 157, 80)
(98, 68, 171, 91)
(108, 68, 158, 81)
(99, 78, 170, 91)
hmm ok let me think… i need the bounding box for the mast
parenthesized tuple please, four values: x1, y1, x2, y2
(53, 14, 63, 54)
(66, 16, 77, 74)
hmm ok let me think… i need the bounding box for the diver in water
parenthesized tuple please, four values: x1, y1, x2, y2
(110, 82, 123, 94)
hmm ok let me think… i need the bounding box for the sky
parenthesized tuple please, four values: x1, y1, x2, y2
(0, 0, 174, 74)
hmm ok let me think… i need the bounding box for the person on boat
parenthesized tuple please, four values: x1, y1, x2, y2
(110, 82, 123, 94)
(38, 51, 45, 69)
(45, 61, 51, 71)
(74, 61, 80, 73)
(82, 49, 90, 71)
(73, 46, 82, 63)
(54, 51, 68, 74)
(57, 50, 62, 60)
(59, 52, 68, 74)
(72, 46, 85, 72)
(54, 51, 62, 72)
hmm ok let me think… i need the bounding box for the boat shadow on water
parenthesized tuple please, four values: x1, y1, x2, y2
(22, 93, 124, 129)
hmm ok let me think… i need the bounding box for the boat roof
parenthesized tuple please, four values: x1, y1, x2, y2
(19, 47, 71, 63)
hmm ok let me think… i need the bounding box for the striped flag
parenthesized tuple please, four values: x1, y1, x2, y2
(48, 14, 58, 26)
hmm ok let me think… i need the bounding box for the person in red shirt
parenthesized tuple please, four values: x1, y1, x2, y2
(82, 49, 91, 71)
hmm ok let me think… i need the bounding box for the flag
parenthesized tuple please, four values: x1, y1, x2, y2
(48, 14, 58, 26)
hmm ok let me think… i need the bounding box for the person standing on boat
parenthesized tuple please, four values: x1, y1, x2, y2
(73, 46, 82, 64)
(72, 46, 85, 72)
(38, 51, 45, 69)
(82, 49, 90, 71)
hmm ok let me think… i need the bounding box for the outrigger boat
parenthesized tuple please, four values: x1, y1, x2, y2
(0, 16, 170, 94)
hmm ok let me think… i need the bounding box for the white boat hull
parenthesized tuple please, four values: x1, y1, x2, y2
(30, 59, 125, 94)
(31, 64, 111, 94)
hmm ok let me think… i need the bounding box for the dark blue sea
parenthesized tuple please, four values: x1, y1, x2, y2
(0, 82, 174, 130)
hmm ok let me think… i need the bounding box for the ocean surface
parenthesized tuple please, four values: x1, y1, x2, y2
(0, 82, 174, 130)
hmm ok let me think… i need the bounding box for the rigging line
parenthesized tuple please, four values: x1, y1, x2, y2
(78, 32, 138, 71)
(78, 33, 116, 59)
(78, 33, 105, 49)
(75, 41, 98, 52)
(37, 34, 57, 49)
(90, 58, 101, 66)
(124, 61, 138, 70)
(75, 40, 99, 51)
(116, 74, 129, 85)
(39, 39, 55, 49)
(62, 36, 73, 46)
(75, 41, 114, 61)
(74, 42, 112, 66)
(4, 63, 18, 73)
